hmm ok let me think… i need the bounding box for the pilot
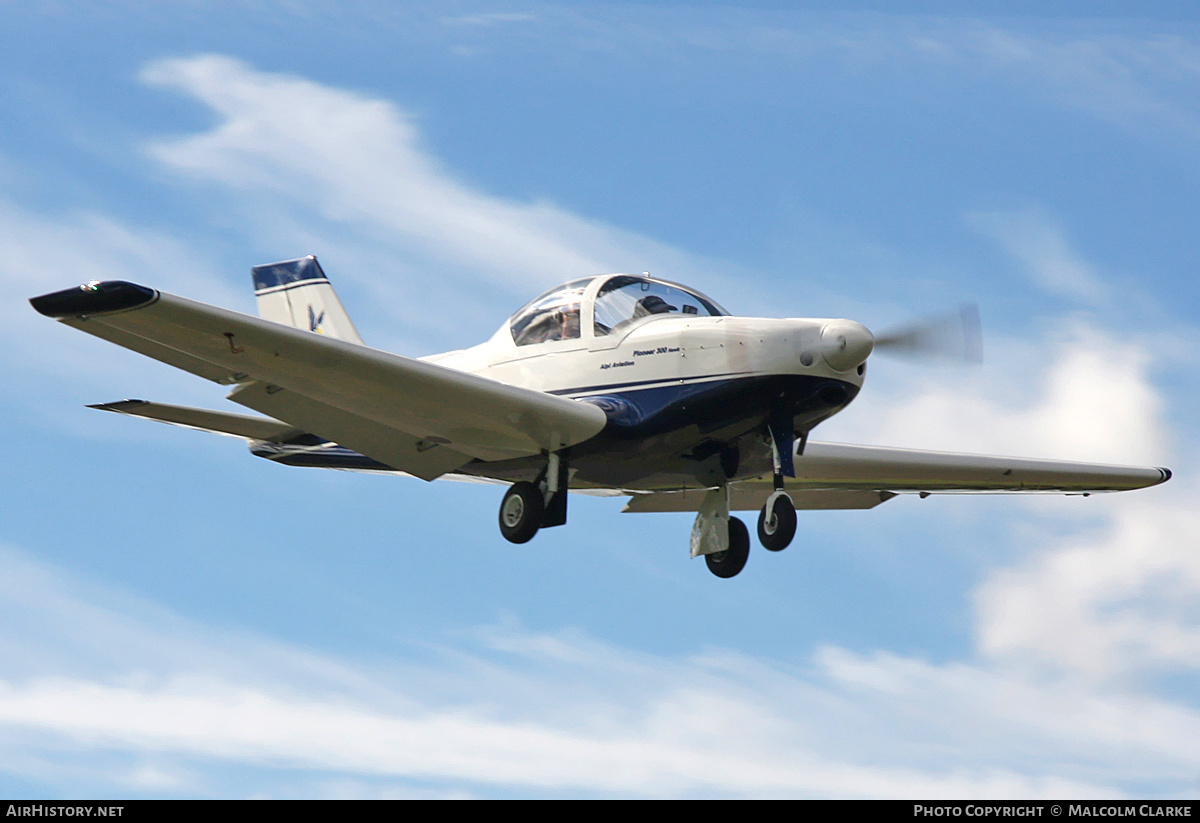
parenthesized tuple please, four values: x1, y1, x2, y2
(634, 295, 677, 318)
(559, 304, 580, 339)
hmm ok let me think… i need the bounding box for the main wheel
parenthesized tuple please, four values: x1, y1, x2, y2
(499, 481, 544, 544)
(705, 517, 750, 578)
(757, 494, 797, 552)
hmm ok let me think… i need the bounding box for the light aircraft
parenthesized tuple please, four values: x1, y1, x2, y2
(31, 257, 1172, 578)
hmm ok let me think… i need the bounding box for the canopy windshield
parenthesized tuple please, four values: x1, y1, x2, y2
(508, 275, 726, 346)
(509, 279, 590, 346)
(593, 275, 725, 336)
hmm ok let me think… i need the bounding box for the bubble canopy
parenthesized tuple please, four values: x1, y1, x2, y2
(508, 274, 727, 347)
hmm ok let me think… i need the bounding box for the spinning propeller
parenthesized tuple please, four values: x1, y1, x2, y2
(873, 304, 983, 364)
(818, 304, 983, 371)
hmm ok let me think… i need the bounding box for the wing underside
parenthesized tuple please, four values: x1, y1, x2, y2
(31, 281, 607, 481)
(623, 441, 1171, 512)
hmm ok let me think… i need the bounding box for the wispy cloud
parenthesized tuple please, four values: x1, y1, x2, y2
(595, 15, 1200, 152)
(442, 13, 538, 27)
(963, 26, 1200, 148)
(968, 208, 1108, 305)
(0, 197, 244, 422)
(138, 54, 725, 346)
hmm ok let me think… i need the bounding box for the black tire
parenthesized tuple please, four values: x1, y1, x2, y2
(499, 481, 544, 544)
(706, 517, 750, 578)
(757, 494, 797, 552)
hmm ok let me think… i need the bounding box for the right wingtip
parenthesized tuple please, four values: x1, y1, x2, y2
(30, 281, 158, 318)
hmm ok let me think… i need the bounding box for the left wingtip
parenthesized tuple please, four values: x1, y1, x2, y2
(88, 399, 149, 412)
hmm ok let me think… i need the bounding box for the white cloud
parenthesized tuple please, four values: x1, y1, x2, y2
(833, 321, 1166, 466)
(0, 544, 1195, 798)
(978, 490, 1200, 681)
(126, 54, 770, 355)
(821, 287, 1198, 694)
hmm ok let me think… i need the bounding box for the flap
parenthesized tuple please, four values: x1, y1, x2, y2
(625, 488, 896, 513)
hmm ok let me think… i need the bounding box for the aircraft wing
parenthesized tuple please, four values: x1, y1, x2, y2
(623, 441, 1170, 512)
(31, 281, 608, 480)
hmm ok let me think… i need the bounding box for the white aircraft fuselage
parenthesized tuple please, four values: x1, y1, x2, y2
(438, 316, 866, 490)
(262, 272, 871, 492)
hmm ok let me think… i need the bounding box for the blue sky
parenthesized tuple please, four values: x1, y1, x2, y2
(1, 1, 1198, 798)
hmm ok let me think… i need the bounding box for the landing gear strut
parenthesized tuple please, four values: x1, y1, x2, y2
(757, 414, 800, 552)
(705, 517, 750, 578)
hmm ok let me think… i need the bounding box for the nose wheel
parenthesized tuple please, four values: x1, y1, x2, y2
(757, 492, 796, 552)
(705, 517, 750, 578)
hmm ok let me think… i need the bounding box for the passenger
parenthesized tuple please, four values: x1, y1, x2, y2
(634, 295, 677, 317)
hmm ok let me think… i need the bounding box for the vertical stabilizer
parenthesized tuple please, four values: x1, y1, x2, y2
(251, 256, 365, 344)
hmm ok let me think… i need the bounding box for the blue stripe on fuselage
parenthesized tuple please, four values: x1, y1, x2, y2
(248, 373, 859, 473)
(569, 373, 858, 439)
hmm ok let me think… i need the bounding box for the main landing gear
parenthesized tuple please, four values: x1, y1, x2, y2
(499, 481, 543, 543)
(498, 450, 569, 544)
(701, 420, 804, 578)
(702, 496, 796, 580)
(705, 517, 750, 578)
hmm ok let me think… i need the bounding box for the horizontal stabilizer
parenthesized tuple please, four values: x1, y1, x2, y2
(89, 399, 300, 441)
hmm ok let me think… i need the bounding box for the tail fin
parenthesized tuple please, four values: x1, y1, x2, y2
(251, 255, 365, 344)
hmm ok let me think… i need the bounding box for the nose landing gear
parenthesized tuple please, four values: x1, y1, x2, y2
(757, 491, 797, 552)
